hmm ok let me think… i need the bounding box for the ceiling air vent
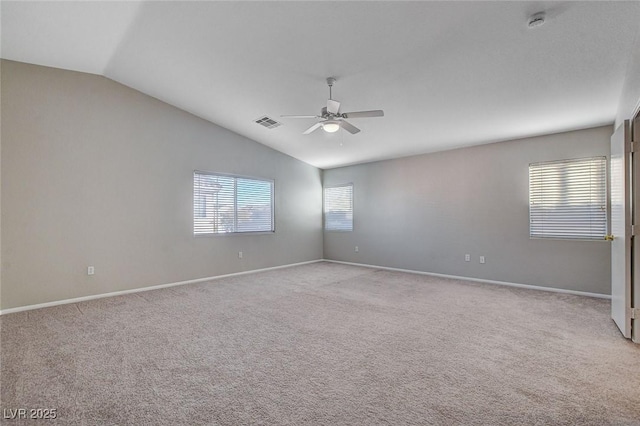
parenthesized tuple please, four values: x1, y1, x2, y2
(255, 116, 282, 129)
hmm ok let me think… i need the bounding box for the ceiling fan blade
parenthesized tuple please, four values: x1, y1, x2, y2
(340, 120, 360, 134)
(341, 110, 384, 118)
(303, 122, 323, 135)
(281, 115, 320, 119)
(327, 99, 341, 115)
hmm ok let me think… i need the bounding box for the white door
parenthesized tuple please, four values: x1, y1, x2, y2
(610, 120, 631, 338)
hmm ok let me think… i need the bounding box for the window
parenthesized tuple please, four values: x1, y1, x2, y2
(194, 171, 274, 235)
(529, 157, 606, 240)
(324, 184, 353, 231)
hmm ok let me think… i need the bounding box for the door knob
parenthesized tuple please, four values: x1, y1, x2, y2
(604, 234, 615, 241)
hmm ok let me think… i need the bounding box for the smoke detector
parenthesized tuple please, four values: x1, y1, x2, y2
(528, 12, 546, 29)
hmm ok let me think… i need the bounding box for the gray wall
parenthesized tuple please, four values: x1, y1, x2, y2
(0, 60, 323, 310)
(324, 126, 612, 295)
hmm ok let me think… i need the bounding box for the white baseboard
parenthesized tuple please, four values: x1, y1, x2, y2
(1, 258, 609, 315)
(323, 259, 611, 300)
(0, 259, 324, 315)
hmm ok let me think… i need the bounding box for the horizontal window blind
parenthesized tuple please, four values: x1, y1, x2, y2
(324, 184, 353, 231)
(529, 157, 606, 240)
(194, 172, 274, 235)
(236, 178, 273, 232)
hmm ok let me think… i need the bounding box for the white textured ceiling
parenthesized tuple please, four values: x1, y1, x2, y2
(2, 1, 640, 169)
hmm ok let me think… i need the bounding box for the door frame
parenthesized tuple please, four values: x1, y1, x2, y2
(632, 111, 640, 343)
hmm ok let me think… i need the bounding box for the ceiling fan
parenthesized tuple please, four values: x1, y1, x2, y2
(281, 77, 384, 135)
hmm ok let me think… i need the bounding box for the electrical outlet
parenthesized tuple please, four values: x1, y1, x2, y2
(355, 246, 359, 253)
(238, 251, 243, 259)
(465, 254, 470, 262)
(87, 266, 95, 275)
(479, 256, 485, 264)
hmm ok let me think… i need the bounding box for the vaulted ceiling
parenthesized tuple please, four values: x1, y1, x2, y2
(3, 1, 639, 169)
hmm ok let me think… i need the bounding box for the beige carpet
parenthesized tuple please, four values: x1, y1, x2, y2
(1, 262, 639, 425)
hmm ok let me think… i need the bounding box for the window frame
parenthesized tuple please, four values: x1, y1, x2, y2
(193, 170, 275, 236)
(323, 183, 354, 232)
(528, 156, 607, 241)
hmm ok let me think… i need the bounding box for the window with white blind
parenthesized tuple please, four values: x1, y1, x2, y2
(529, 157, 607, 240)
(324, 184, 353, 231)
(193, 171, 274, 235)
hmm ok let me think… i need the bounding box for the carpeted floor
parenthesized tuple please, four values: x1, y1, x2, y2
(1, 261, 639, 425)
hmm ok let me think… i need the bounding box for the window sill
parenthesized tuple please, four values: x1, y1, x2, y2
(194, 231, 275, 237)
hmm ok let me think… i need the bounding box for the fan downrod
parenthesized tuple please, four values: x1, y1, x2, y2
(326, 77, 336, 100)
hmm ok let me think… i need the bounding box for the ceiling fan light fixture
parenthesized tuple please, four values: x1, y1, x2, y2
(322, 121, 340, 133)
